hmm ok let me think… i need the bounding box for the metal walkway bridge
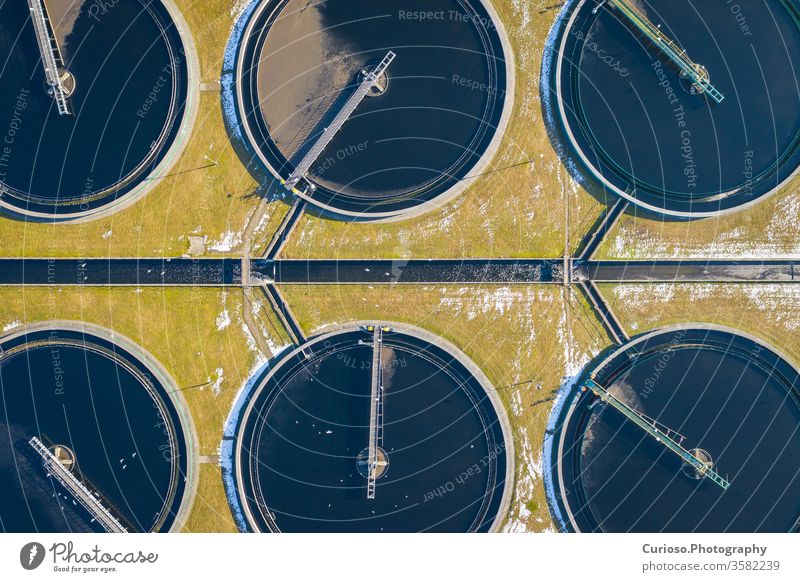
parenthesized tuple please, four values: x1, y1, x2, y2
(283, 51, 396, 192)
(30, 437, 128, 532)
(366, 325, 387, 499)
(27, 0, 72, 115)
(583, 378, 730, 490)
(607, 0, 724, 103)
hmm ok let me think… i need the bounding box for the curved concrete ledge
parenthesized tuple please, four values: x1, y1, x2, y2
(552, 0, 800, 219)
(548, 322, 800, 532)
(0, 320, 199, 533)
(0, 0, 201, 224)
(233, 320, 514, 533)
(233, 0, 516, 223)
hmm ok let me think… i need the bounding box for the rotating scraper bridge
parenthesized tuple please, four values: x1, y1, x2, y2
(27, 0, 73, 115)
(4, 194, 786, 493)
(282, 51, 396, 194)
(29, 437, 128, 532)
(3, 4, 795, 503)
(583, 378, 730, 490)
(602, 0, 723, 102)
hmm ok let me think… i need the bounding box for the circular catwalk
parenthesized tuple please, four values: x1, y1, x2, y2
(234, 324, 512, 532)
(0, 324, 191, 532)
(547, 325, 800, 532)
(0, 0, 189, 219)
(235, 0, 511, 219)
(551, 0, 800, 216)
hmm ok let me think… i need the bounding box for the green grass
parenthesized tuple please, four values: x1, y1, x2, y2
(184, 464, 239, 533)
(280, 3, 605, 260)
(595, 170, 800, 260)
(280, 283, 610, 532)
(0, 0, 289, 259)
(0, 286, 282, 532)
(598, 282, 800, 366)
(0, 94, 283, 258)
(177, 0, 240, 83)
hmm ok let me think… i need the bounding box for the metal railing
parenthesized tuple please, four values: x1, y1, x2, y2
(27, 0, 72, 115)
(608, 0, 724, 103)
(366, 326, 385, 499)
(30, 436, 128, 532)
(284, 51, 396, 191)
(585, 378, 730, 490)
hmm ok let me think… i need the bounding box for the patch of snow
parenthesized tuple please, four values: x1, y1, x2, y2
(609, 190, 800, 258)
(540, 3, 572, 129)
(540, 372, 585, 533)
(101, 230, 113, 240)
(216, 293, 231, 331)
(221, 0, 260, 144)
(610, 283, 800, 333)
(230, 0, 253, 20)
(509, 389, 524, 417)
(216, 309, 231, 331)
(610, 283, 676, 309)
(209, 368, 224, 396)
(207, 230, 243, 252)
(248, 296, 291, 356)
(3, 320, 22, 332)
(219, 354, 270, 532)
(311, 321, 338, 334)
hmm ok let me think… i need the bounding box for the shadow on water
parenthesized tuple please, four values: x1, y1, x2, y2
(219, 0, 288, 210)
(539, 1, 702, 224)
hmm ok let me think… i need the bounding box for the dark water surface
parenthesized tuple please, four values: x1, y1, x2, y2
(557, 0, 800, 214)
(0, 328, 187, 532)
(553, 328, 800, 532)
(237, 329, 507, 532)
(0, 0, 186, 216)
(241, 0, 507, 215)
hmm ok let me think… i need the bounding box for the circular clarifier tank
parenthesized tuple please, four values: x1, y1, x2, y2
(235, 0, 512, 220)
(0, 0, 190, 220)
(551, 0, 800, 217)
(547, 325, 800, 532)
(0, 324, 193, 532)
(233, 324, 512, 532)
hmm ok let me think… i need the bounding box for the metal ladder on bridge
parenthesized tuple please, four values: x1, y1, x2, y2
(583, 378, 730, 490)
(283, 51, 396, 192)
(366, 325, 386, 499)
(607, 0, 724, 103)
(30, 437, 128, 532)
(27, 0, 72, 115)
